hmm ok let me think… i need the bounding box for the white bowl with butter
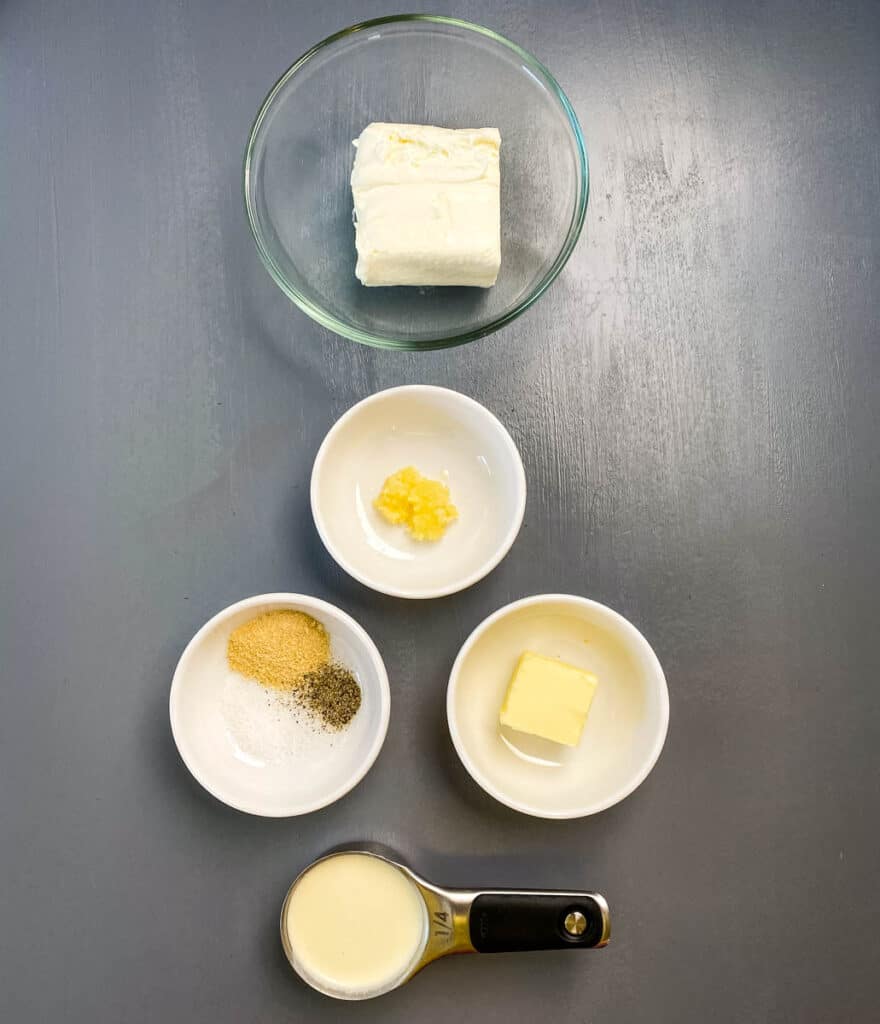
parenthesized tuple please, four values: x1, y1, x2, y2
(311, 386, 526, 599)
(447, 595, 669, 818)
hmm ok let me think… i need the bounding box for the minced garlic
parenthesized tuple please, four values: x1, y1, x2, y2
(374, 466, 458, 542)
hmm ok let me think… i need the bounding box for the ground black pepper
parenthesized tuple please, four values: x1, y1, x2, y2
(297, 663, 362, 730)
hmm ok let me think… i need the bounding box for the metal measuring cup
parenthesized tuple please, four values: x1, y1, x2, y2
(280, 849, 610, 1000)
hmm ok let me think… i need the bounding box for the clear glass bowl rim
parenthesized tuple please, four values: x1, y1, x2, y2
(243, 13, 589, 350)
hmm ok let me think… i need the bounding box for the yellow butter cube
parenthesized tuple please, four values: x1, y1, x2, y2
(499, 651, 598, 747)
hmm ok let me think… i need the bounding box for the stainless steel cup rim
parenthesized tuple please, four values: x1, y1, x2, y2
(280, 850, 436, 1001)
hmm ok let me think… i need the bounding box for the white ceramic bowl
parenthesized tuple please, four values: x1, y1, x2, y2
(169, 594, 390, 816)
(310, 386, 526, 599)
(447, 595, 669, 818)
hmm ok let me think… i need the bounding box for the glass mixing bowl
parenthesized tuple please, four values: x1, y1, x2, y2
(244, 15, 588, 350)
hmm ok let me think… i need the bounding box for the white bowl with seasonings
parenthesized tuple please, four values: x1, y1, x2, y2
(169, 593, 390, 816)
(310, 386, 526, 599)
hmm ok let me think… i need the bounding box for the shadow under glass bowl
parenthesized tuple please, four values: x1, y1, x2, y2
(244, 14, 588, 351)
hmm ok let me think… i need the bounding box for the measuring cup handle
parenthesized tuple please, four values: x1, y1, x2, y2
(468, 891, 610, 952)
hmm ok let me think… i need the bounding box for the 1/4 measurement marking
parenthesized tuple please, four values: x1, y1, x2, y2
(433, 910, 452, 938)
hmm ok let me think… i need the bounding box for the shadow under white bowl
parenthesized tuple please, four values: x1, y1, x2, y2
(447, 595, 669, 818)
(169, 594, 390, 816)
(311, 386, 526, 599)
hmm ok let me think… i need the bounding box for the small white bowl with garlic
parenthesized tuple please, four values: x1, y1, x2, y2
(310, 386, 526, 599)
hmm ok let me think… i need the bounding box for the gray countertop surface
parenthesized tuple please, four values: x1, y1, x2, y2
(1, 1, 878, 1021)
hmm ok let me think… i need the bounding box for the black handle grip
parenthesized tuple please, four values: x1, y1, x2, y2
(469, 892, 609, 953)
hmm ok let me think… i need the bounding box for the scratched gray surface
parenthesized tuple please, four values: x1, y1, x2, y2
(1, 1, 879, 1021)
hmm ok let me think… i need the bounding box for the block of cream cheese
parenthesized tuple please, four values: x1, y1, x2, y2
(351, 123, 501, 287)
(499, 651, 598, 747)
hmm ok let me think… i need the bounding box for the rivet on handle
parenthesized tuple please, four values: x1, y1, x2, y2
(564, 910, 587, 936)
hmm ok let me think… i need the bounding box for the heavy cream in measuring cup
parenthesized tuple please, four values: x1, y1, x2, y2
(283, 853, 428, 996)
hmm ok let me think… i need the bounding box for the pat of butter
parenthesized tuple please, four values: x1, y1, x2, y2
(350, 123, 501, 287)
(499, 652, 598, 747)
